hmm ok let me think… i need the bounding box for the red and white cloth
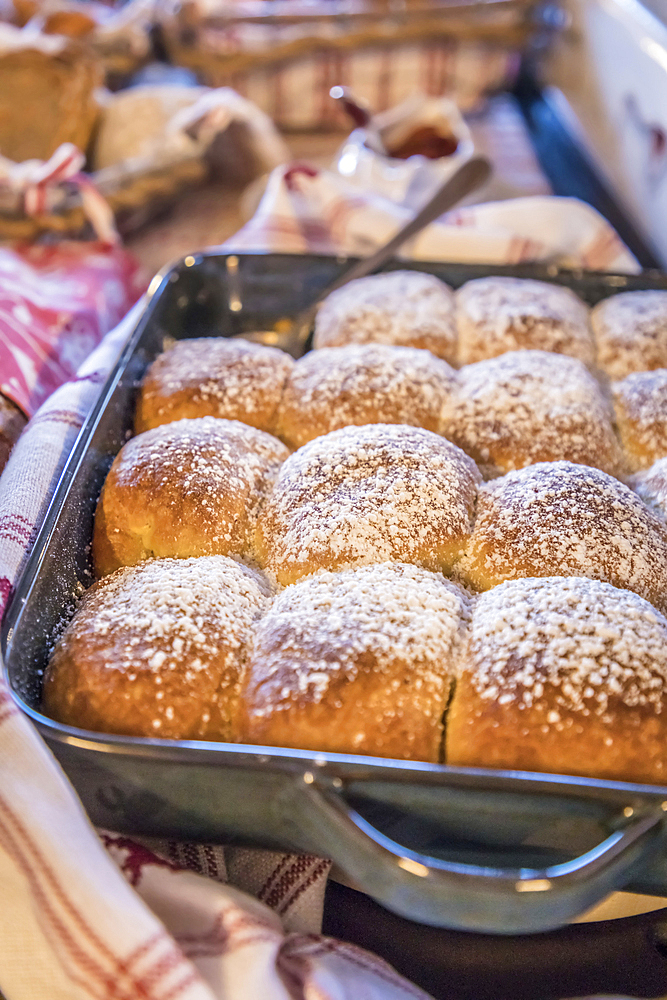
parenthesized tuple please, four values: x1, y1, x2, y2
(0, 302, 433, 1000)
(229, 162, 640, 273)
(0, 178, 641, 999)
(0, 240, 144, 419)
(0, 144, 120, 249)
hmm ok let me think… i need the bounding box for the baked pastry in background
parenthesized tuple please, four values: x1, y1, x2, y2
(43, 556, 273, 740)
(93, 417, 289, 576)
(591, 290, 667, 378)
(239, 562, 471, 762)
(93, 83, 208, 171)
(455, 276, 594, 366)
(612, 369, 667, 471)
(0, 33, 101, 162)
(135, 337, 294, 436)
(458, 461, 667, 613)
(446, 576, 667, 784)
(257, 423, 481, 586)
(313, 270, 457, 362)
(631, 456, 667, 520)
(440, 349, 624, 479)
(275, 343, 458, 450)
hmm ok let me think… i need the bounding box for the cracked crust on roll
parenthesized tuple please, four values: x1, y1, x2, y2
(239, 562, 471, 762)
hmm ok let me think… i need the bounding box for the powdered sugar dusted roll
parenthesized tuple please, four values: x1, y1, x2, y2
(239, 562, 472, 761)
(275, 343, 458, 450)
(613, 369, 667, 471)
(591, 290, 667, 378)
(256, 423, 481, 586)
(459, 461, 667, 613)
(135, 337, 294, 435)
(455, 276, 594, 366)
(93, 417, 289, 576)
(631, 456, 667, 519)
(43, 556, 273, 741)
(313, 270, 457, 362)
(446, 577, 667, 784)
(440, 350, 624, 479)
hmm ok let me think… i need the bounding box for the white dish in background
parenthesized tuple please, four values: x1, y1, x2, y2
(334, 94, 474, 210)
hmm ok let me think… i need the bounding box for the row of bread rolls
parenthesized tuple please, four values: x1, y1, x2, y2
(43, 557, 667, 786)
(135, 331, 667, 481)
(92, 416, 667, 619)
(312, 271, 667, 378)
(42, 269, 667, 782)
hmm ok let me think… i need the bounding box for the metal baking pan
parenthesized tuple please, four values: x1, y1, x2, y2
(5, 251, 667, 936)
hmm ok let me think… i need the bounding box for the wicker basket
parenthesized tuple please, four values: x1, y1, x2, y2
(158, 0, 538, 128)
(0, 153, 207, 242)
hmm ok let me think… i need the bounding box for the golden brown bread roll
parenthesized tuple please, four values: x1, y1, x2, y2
(458, 461, 667, 614)
(135, 337, 294, 436)
(591, 290, 667, 378)
(275, 343, 457, 450)
(446, 576, 667, 784)
(631, 456, 667, 519)
(43, 556, 273, 740)
(455, 276, 594, 366)
(612, 369, 667, 471)
(440, 350, 624, 479)
(92, 417, 289, 577)
(257, 423, 481, 586)
(313, 270, 457, 362)
(239, 562, 471, 761)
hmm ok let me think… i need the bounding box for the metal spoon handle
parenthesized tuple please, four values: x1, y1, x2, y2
(323, 154, 491, 297)
(235, 154, 492, 355)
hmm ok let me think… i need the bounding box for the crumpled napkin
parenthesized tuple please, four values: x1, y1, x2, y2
(231, 162, 640, 273)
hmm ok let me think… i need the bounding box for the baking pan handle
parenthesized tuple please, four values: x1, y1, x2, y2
(288, 778, 666, 934)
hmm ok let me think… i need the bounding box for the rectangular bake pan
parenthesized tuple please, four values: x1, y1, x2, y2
(5, 251, 667, 935)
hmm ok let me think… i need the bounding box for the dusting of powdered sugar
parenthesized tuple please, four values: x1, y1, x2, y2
(465, 577, 667, 722)
(276, 343, 458, 448)
(102, 417, 289, 555)
(136, 337, 294, 433)
(459, 460, 667, 613)
(631, 456, 667, 520)
(245, 561, 471, 713)
(258, 423, 481, 583)
(313, 270, 457, 361)
(613, 368, 667, 470)
(440, 349, 623, 478)
(592, 290, 667, 378)
(455, 276, 594, 365)
(57, 555, 273, 673)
